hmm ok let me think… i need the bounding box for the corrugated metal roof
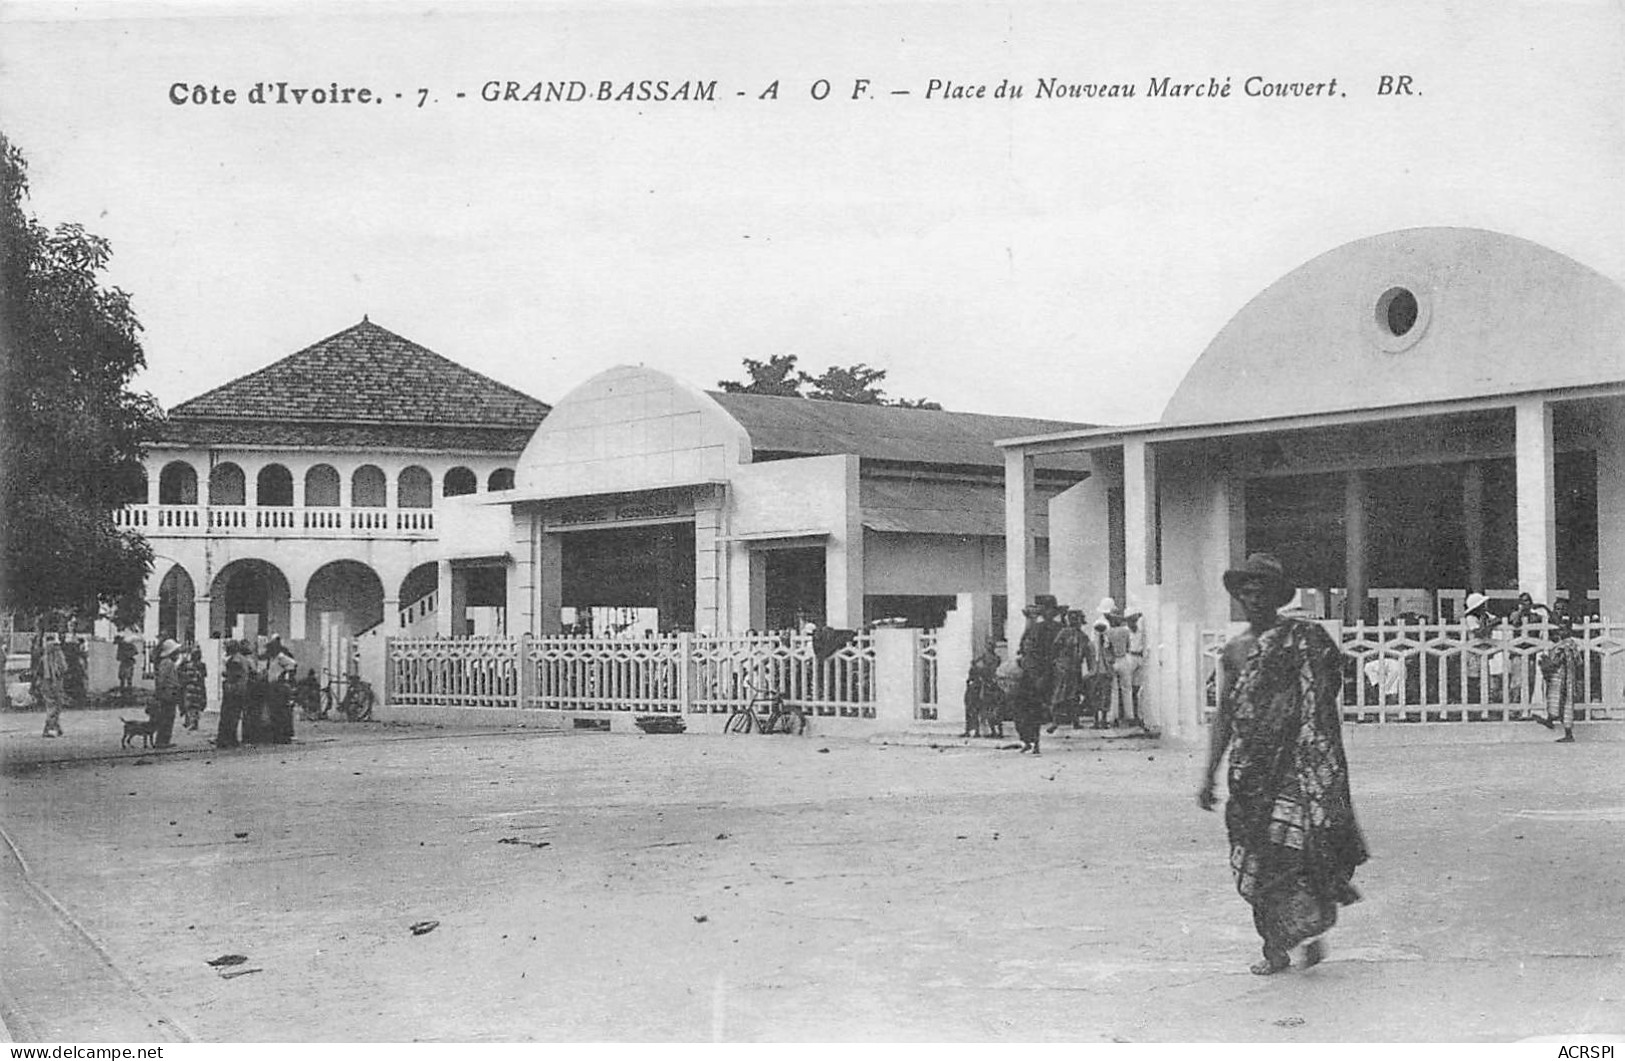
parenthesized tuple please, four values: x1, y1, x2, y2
(167, 319, 551, 429)
(861, 477, 1043, 537)
(707, 391, 1092, 472)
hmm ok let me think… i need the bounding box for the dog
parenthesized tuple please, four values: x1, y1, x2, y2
(120, 717, 156, 749)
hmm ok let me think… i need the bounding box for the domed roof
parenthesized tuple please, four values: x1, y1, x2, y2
(1161, 228, 1625, 425)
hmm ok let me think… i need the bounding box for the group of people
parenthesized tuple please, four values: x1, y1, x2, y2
(960, 594, 1148, 755)
(32, 631, 89, 738)
(1463, 590, 1586, 742)
(214, 637, 301, 748)
(147, 638, 212, 747)
(143, 634, 304, 749)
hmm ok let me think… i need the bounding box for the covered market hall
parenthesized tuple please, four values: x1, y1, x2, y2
(1002, 227, 1625, 737)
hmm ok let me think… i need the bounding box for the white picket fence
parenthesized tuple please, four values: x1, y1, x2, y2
(1198, 620, 1625, 723)
(386, 631, 921, 722)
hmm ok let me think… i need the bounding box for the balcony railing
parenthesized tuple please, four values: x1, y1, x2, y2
(115, 503, 437, 539)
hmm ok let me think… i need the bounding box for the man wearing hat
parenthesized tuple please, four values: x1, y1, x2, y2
(1013, 594, 1062, 754)
(1198, 553, 1368, 975)
(150, 638, 183, 749)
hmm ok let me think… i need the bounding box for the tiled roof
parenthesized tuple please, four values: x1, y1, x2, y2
(706, 391, 1093, 473)
(167, 319, 551, 429)
(155, 419, 536, 454)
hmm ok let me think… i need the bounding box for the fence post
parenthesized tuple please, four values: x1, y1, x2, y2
(873, 627, 920, 731)
(677, 632, 694, 715)
(382, 636, 396, 708)
(518, 633, 534, 709)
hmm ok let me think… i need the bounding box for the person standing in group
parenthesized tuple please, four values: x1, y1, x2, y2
(1014, 595, 1061, 755)
(962, 639, 1002, 739)
(150, 638, 183, 748)
(62, 636, 88, 710)
(1047, 609, 1090, 732)
(1124, 612, 1147, 722)
(216, 640, 250, 748)
(1102, 609, 1137, 726)
(38, 638, 67, 738)
(1533, 612, 1583, 743)
(1198, 553, 1368, 976)
(179, 647, 208, 731)
(115, 635, 138, 704)
(1507, 592, 1551, 705)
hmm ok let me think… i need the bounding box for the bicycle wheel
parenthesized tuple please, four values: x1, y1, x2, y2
(724, 707, 757, 734)
(344, 683, 376, 722)
(766, 705, 806, 735)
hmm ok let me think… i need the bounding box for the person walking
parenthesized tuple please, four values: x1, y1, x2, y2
(1198, 553, 1368, 975)
(38, 639, 68, 738)
(1533, 612, 1583, 743)
(1014, 595, 1061, 754)
(150, 638, 183, 748)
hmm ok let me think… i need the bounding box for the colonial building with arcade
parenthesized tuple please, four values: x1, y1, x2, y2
(120, 319, 550, 663)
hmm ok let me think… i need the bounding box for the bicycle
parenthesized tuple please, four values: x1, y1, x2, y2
(319, 671, 376, 722)
(724, 680, 807, 735)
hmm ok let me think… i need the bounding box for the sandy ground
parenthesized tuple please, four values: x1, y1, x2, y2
(1, 706, 1622, 1042)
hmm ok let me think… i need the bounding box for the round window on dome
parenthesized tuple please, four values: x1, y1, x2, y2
(1377, 287, 1419, 337)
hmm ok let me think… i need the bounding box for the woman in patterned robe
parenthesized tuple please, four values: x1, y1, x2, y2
(1534, 613, 1582, 743)
(1199, 553, 1369, 975)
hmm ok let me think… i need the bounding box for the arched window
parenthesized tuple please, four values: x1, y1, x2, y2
(158, 461, 198, 505)
(444, 466, 477, 497)
(352, 465, 386, 507)
(488, 467, 516, 492)
(209, 463, 245, 505)
(256, 464, 294, 507)
(398, 466, 433, 508)
(305, 464, 341, 507)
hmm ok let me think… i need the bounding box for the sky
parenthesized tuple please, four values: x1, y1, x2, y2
(2, 0, 1622, 427)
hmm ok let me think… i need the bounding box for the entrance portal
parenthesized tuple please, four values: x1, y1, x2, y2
(764, 547, 825, 631)
(561, 522, 696, 632)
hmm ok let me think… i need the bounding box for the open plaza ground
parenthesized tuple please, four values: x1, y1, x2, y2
(0, 706, 1621, 1043)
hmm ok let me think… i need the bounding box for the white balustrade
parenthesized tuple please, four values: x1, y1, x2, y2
(386, 632, 881, 720)
(1199, 619, 1625, 724)
(115, 503, 439, 539)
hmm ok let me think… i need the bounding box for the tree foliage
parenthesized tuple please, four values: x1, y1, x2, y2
(1, 132, 160, 628)
(718, 354, 940, 409)
(715, 353, 804, 397)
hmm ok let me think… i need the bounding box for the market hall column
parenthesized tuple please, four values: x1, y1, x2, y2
(824, 454, 864, 631)
(693, 490, 725, 635)
(536, 530, 563, 635)
(1344, 470, 1368, 624)
(1004, 448, 1039, 645)
(1122, 439, 1158, 598)
(1514, 398, 1556, 607)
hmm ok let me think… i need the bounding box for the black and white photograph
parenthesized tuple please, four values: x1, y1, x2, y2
(1, 0, 1622, 1046)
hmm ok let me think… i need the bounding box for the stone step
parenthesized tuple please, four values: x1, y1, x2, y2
(870, 724, 1161, 751)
